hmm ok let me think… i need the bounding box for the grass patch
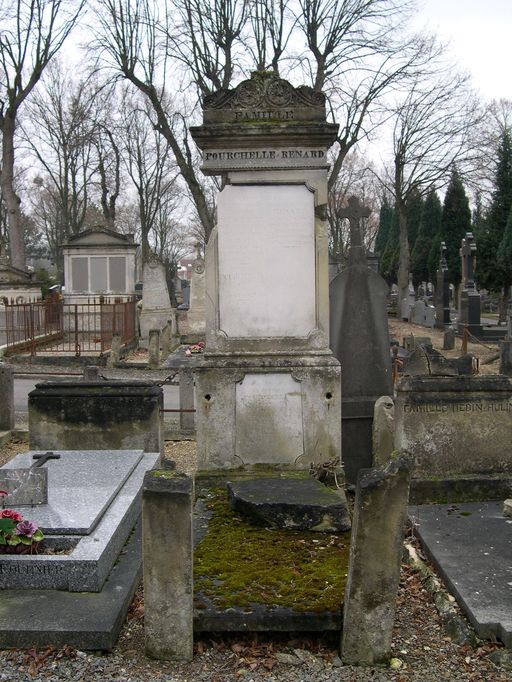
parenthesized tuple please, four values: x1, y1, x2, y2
(194, 489, 350, 612)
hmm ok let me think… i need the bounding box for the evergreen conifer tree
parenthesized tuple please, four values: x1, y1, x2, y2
(412, 189, 442, 285)
(380, 208, 400, 284)
(439, 166, 471, 287)
(475, 130, 512, 297)
(406, 190, 424, 252)
(375, 196, 393, 256)
(497, 206, 512, 307)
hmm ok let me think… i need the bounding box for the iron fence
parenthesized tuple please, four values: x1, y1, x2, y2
(3, 296, 136, 356)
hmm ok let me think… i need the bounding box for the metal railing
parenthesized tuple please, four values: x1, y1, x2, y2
(3, 296, 136, 356)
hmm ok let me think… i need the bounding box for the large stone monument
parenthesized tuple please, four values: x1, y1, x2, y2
(190, 71, 341, 470)
(329, 197, 393, 482)
(458, 232, 482, 337)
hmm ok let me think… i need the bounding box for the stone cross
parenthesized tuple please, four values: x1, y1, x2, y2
(32, 452, 61, 468)
(439, 241, 448, 271)
(460, 233, 477, 290)
(339, 196, 371, 250)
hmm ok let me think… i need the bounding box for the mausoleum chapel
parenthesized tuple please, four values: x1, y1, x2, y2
(61, 227, 138, 302)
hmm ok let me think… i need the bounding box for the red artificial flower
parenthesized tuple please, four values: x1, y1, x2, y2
(0, 509, 23, 522)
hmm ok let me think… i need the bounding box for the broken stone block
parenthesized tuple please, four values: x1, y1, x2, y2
(226, 477, 351, 532)
(504, 499, 512, 518)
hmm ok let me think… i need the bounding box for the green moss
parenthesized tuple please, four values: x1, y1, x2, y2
(194, 489, 350, 613)
(150, 470, 180, 479)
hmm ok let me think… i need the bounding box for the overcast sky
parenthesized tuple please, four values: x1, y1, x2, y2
(415, 0, 512, 101)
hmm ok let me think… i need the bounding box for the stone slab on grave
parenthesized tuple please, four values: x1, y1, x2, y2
(0, 450, 159, 591)
(409, 502, 512, 647)
(227, 478, 351, 532)
(0, 521, 142, 650)
(2, 450, 142, 534)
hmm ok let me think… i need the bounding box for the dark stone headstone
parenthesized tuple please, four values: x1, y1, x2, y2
(330, 196, 393, 483)
(458, 233, 482, 337)
(226, 478, 351, 532)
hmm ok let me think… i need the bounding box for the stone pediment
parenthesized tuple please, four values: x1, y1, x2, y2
(63, 227, 137, 248)
(203, 71, 326, 124)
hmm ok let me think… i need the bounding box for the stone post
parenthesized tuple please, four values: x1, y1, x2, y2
(341, 453, 413, 665)
(160, 321, 171, 359)
(443, 327, 455, 351)
(143, 470, 193, 661)
(500, 340, 512, 376)
(0, 363, 14, 431)
(83, 365, 100, 381)
(179, 368, 195, 432)
(372, 396, 395, 467)
(148, 329, 160, 369)
(107, 332, 122, 369)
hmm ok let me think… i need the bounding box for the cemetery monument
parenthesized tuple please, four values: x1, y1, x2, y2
(190, 71, 341, 470)
(329, 197, 393, 482)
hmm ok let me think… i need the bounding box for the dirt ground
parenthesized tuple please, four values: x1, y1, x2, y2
(388, 318, 502, 374)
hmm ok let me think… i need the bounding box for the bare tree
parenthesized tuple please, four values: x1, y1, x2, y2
(120, 94, 183, 263)
(95, 0, 216, 239)
(379, 53, 481, 302)
(0, 0, 85, 269)
(93, 0, 432, 243)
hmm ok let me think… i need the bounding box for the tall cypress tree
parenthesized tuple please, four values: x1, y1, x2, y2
(497, 206, 512, 294)
(406, 189, 424, 253)
(439, 166, 471, 287)
(412, 189, 442, 284)
(380, 208, 400, 284)
(375, 196, 393, 256)
(475, 130, 512, 294)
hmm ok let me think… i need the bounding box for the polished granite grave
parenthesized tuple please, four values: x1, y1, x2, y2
(0, 450, 158, 591)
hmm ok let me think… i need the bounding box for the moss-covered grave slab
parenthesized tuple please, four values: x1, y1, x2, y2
(193, 488, 350, 632)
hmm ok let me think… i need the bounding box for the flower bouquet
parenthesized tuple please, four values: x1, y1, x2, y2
(0, 507, 44, 555)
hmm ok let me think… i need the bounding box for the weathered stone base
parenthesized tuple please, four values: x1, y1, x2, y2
(194, 353, 341, 470)
(0, 521, 142, 651)
(395, 375, 512, 477)
(29, 380, 163, 455)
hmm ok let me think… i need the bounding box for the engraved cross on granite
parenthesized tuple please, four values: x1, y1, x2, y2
(339, 196, 371, 265)
(460, 232, 477, 290)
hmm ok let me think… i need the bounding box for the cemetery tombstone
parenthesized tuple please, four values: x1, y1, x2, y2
(458, 233, 482, 337)
(139, 253, 173, 348)
(330, 196, 393, 482)
(186, 244, 207, 337)
(435, 242, 451, 329)
(190, 71, 341, 470)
